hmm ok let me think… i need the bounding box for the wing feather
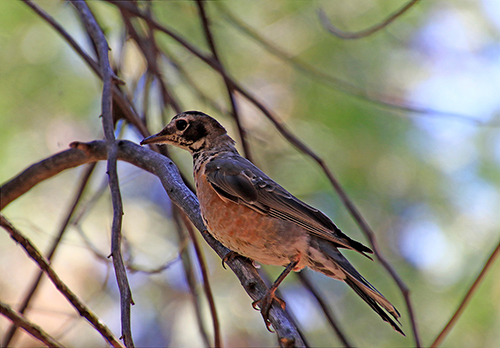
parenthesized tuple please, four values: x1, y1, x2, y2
(205, 156, 372, 256)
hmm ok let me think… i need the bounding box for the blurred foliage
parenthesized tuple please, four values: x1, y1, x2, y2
(1, 0, 500, 347)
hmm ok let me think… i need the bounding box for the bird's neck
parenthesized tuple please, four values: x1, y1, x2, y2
(192, 141, 238, 175)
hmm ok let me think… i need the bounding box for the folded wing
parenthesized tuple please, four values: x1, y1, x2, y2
(205, 155, 372, 257)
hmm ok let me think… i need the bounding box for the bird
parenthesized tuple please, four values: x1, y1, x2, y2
(141, 111, 404, 335)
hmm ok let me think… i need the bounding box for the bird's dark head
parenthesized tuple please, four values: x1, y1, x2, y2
(140, 111, 235, 154)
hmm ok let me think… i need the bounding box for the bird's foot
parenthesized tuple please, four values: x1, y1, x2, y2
(221, 250, 240, 269)
(252, 291, 286, 332)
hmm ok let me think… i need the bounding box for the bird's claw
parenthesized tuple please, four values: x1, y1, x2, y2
(222, 251, 253, 269)
(221, 251, 239, 269)
(252, 291, 286, 332)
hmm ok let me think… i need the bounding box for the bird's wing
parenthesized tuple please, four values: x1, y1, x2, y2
(205, 156, 372, 256)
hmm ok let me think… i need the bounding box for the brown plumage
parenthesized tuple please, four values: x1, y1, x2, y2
(141, 111, 404, 335)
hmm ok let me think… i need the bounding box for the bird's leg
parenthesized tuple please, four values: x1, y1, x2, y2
(252, 259, 299, 331)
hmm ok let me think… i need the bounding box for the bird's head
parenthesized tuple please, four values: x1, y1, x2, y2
(140, 111, 235, 154)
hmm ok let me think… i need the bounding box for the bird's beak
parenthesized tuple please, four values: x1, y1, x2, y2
(140, 132, 170, 146)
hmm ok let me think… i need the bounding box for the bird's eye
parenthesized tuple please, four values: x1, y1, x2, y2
(176, 119, 188, 131)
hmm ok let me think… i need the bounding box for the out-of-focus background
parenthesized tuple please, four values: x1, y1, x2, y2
(1, 0, 500, 347)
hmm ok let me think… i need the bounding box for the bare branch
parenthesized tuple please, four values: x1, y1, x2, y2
(70, 2, 132, 346)
(0, 301, 63, 348)
(172, 208, 212, 347)
(119, 8, 182, 114)
(0, 214, 124, 348)
(297, 272, 352, 347)
(1, 163, 96, 347)
(1, 147, 98, 210)
(180, 212, 222, 348)
(215, 2, 483, 125)
(318, 0, 420, 39)
(430, 240, 500, 347)
(22, 0, 150, 137)
(0, 140, 306, 345)
(195, 0, 252, 161)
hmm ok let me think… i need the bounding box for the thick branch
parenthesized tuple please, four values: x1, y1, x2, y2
(0, 140, 305, 346)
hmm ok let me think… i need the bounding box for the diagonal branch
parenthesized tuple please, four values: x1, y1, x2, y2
(430, 240, 500, 347)
(195, 0, 252, 161)
(180, 212, 222, 348)
(1, 163, 96, 347)
(0, 214, 124, 348)
(0, 301, 63, 348)
(318, 0, 420, 39)
(297, 272, 352, 347)
(22, 0, 149, 138)
(0, 140, 305, 346)
(214, 3, 481, 125)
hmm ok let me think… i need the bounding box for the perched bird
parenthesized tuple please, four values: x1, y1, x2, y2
(141, 111, 403, 335)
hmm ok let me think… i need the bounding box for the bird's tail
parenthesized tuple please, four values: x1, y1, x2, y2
(308, 237, 404, 335)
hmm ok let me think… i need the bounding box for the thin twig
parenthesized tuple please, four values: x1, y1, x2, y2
(430, 240, 500, 347)
(214, 2, 483, 125)
(0, 214, 124, 348)
(161, 50, 228, 116)
(120, 8, 182, 114)
(22, 0, 150, 138)
(126, 254, 182, 275)
(195, 0, 252, 161)
(70, 2, 133, 347)
(1, 163, 96, 347)
(318, 0, 420, 39)
(297, 272, 352, 347)
(180, 212, 222, 348)
(172, 208, 211, 347)
(0, 301, 63, 348)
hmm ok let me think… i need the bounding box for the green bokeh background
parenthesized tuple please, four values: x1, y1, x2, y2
(1, 1, 500, 347)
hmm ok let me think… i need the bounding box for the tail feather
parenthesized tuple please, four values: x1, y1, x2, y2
(344, 276, 404, 336)
(309, 236, 404, 335)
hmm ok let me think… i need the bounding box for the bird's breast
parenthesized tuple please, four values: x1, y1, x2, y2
(194, 161, 309, 268)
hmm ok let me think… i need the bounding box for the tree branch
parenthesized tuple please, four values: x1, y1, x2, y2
(0, 140, 305, 346)
(195, 0, 252, 161)
(318, 0, 420, 39)
(180, 212, 222, 347)
(70, 2, 132, 346)
(1, 163, 96, 347)
(171, 208, 212, 347)
(297, 272, 352, 347)
(0, 214, 124, 348)
(0, 301, 63, 348)
(213, 2, 481, 124)
(430, 240, 500, 347)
